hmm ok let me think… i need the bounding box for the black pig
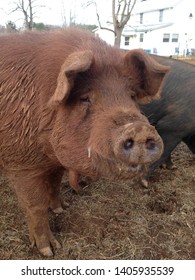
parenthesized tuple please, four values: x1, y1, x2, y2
(141, 56, 195, 183)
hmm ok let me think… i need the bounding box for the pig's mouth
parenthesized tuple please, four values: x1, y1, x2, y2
(87, 145, 147, 179)
(118, 163, 144, 174)
(128, 164, 143, 173)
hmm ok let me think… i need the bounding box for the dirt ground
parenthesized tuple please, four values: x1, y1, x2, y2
(0, 58, 194, 260)
(0, 141, 194, 260)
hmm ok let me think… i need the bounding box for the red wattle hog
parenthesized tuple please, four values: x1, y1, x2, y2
(0, 28, 169, 256)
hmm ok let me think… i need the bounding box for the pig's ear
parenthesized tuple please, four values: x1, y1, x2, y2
(48, 50, 94, 108)
(125, 50, 169, 104)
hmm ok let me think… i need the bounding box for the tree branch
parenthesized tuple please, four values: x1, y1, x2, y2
(9, 0, 45, 30)
(95, 2, 115, 34)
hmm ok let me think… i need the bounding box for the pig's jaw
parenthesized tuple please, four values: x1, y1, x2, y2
(86, 145, 147, 180)
(118, 163, 143, 173)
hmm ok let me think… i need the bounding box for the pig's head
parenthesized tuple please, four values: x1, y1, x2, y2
(46, 49, 169, 179)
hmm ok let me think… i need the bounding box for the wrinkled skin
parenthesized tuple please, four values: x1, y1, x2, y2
(141, 55, 195, 185)
(0, 28, 168, 256)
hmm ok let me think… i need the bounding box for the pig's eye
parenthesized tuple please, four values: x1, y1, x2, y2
(131, 91, 137, 101)
(80, 96, 91, 104)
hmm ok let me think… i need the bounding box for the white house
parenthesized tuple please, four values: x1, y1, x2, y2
(94, 0, 195, 56)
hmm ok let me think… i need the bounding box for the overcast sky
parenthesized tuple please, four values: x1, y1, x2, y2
(1, 0, 194, 30)
(0, 0, 109, 27)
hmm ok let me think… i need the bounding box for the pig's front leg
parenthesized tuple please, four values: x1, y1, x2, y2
(9, 171, 61, 257)
(47, 168, 68, 213)
(68, 168, 84, 194)
(26, 204, 61, 257)
(161, 154, 174, 169)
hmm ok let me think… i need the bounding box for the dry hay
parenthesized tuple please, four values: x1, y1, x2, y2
(0, 142, 194, 260)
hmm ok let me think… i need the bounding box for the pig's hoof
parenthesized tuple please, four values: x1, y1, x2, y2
(39, 239, 61, 257)
(54, 239, 62, 249)
(50, 200, 69, 213)
(71, 186, 84, 195)
(141, 178, 149, 188)
(61, 200, 70, 208)
(30, 228, 61, 257)
(161, 163, 167, 169)
(77, 188, 85, 195)
(167, 164, 176, 170)
(40, 246, 53, 257)
(52, 207, 64, 214)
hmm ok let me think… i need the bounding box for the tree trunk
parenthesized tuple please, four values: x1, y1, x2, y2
(114, 27, 123, 47)
(29, 0, 33, 30)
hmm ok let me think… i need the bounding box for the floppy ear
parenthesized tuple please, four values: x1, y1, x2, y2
(125, 49, 169, 104)
(48, 50, 94, 108)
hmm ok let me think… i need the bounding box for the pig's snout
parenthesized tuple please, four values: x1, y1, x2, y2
(123, 138, 157, 153)
(114, 122, 163, 169)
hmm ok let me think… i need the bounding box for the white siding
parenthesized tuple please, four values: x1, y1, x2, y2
(93, 0, 195, 56)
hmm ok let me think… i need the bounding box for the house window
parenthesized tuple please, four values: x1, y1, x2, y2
(140, 13, 143, 24)
(159, 9, 164, 22)
(163, 33, 170, 42)
(172, 33, 179, 42)
(175, 47, 179, 54)
(140, 33, 144, 42)
(125, 36, 130, 46)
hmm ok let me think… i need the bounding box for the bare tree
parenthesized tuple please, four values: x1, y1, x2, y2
(112, 0, 137, 46)
(10, 0, 45, 30)
(85, 0, 137, 47)
(61, 2, 76, 27)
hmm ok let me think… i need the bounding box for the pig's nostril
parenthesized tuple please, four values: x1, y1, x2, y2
(124, 139, 134, 151)
(146, 138, 156, 150)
